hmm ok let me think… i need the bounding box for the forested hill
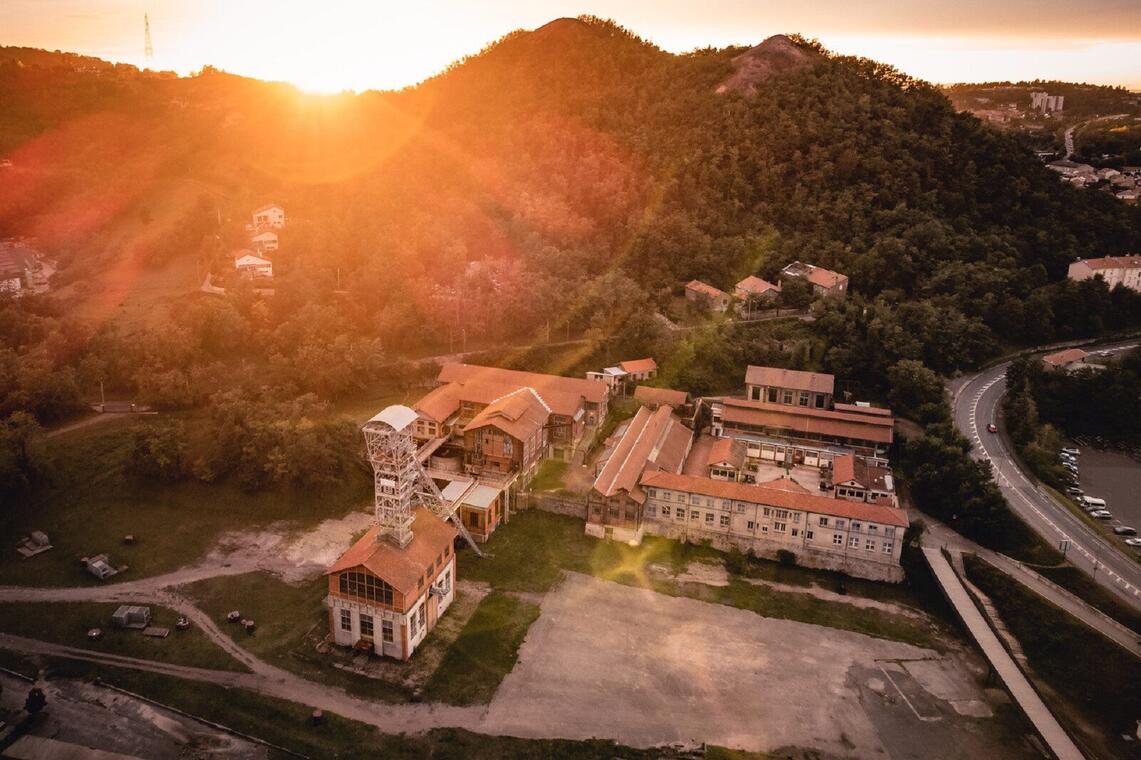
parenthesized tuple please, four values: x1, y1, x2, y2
(1, 16, 1140, 421)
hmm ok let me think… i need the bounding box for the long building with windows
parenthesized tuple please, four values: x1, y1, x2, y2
(640, 471, 907, 581)
(325, 509, 457, 660)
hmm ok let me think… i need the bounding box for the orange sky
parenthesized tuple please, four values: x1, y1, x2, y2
(3, 1, 1139, 92)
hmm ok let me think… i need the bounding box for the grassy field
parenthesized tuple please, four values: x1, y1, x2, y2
(964, 555, 1141, 758)
(460, 510, 942, 649)
(528, 460, 569, 492)
(42, 658, 699, 759)
(422, 592, 540, 705)
(181, 571, 409, 702)
(0, 415, 371, 587)
(0, 601, 245, 671)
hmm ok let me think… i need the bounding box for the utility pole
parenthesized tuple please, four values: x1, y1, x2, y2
(143, 14, 154, 63)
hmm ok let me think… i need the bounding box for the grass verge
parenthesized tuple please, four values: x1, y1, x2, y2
(964, 555, 1141, 759)
(1034, 564, 1141, 634)
(422, 592, 540, 705)
(0, 601, 245, 671)
(528, 460, 569, 492)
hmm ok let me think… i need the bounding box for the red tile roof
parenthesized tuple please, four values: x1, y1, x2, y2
(618, 358, 658, 374)
(640, 471, 908, 527)
(633, 386, 689, 408)
(325, 509, 457, 595)
(707, 437, 746, 469)
(832, 454, 855, 485)
(686, 280, 728, 299)
(465, 388, 550, 442)
(593, 405, 691, 503)
(438, 364, 607, 411)
(735, 275, 781, 296)
(832, 403, 893, 417)
(744, 366, 835, 395)
(1076, 255, 1141, 271)
(720, 398, 894, 445)
(1041, 348, 1088, 367)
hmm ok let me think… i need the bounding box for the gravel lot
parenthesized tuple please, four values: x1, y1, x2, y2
(479, 572, 1037, 757)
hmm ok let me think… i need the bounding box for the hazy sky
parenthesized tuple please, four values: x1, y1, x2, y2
(3, 0, 1140, 92)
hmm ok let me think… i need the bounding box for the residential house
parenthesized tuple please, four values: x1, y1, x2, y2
(707, 437, 748, 482)
(633, 386, 689, 410)
(250, 230, 279, 253)
(1041, 348, 1095, 372)
(734, 276, 781, 311)
(1067, 255, 1141, 292)
(325, 509, 456, 660)
(586, 405, 693, 543)
(234, 251, 273, 278)
(618, 358, 658, 382)
(685, 279, 731, 311)
(780, 261, 848, 298)
(252, 203, 286, 230)
(585, 366, 629, 390)
(462, 388, 550, 482)
(640, 471, 907, 581)
(744, 365, 834, 409)
(830, 454, 896, 506)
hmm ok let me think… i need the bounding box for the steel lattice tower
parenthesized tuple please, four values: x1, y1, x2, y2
(144, 14, 154, 63)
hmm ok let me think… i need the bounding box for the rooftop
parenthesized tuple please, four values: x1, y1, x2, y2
(438, 363, 607, 408)
(685, 279, 728, 299)
(325, 509, 457, 595)
(633, 385, 689, 408)
(735, 275, 781, 296)
(465, 387, 550, 442)
(593, 405, 691, 503)
(1073, 255, 1141, 271)
(719, 397, 894, 446)
(1041, 348, 1089, 367)
(618, 358, 658, 374)
(744, 365, 835, 395)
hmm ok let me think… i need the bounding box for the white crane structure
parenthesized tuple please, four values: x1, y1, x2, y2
(362, 405, 482, 555)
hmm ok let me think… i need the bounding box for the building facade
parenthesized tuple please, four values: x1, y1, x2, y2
(780, 261, 849, 298)
(1067, 256, 1141, 292)
(252, 203, 286, 230)
(685, 280, 731, 311)
(744, 365, 834, 409)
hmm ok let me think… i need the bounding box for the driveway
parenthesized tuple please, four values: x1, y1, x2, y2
(480, 573, 1034, 757)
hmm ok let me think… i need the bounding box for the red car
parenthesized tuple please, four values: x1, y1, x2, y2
(987, 423, 998, 433)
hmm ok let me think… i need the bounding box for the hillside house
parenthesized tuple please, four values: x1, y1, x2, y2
(585, 366, 628, 390)
(0, 251, 25, 294)
(640, 471, 907, 581)
(619, 358, 658, 382)
(234, 251, 273, 278)
(250, 230, 279, 253)
(1041, 348, 1095, 372)
(586, 405, 693, 544)
(780, 261, 848, 298)
(685, 280, 731, 311)
(734, 275, 780, 304)
(1067, 255, 1141, 292)
(830, 454, 896, 506)
(745, 365, 834, 409)
(633, 385, 689, 410)
(325, 510, 456, 660)
(252, 203, 285, 230)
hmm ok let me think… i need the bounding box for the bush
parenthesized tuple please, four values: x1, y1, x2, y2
(724, 546, 749, 575)
(776, 549, 796, 566)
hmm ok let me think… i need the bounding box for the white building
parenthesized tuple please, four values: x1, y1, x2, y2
(234, 251, 273, 278)
(250, 230, 279, 253)
(1068, 255, 1141, 292)
(252, 203, 285, 230)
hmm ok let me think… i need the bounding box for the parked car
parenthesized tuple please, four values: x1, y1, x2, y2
(1065, 487, 1083, 496)
(986, 423, 998, 433)
(1059, 453, 1077, 463)
(1090, 510, 1113, 519)
(1061, 447, 1080, 456)
(1125, 537, 1141, 548)
(1112, 526, 1137, 536)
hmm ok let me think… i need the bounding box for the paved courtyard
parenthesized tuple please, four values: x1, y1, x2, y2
(479, 573, 1038, 758)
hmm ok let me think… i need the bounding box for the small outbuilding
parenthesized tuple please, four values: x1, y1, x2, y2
(111, 605, 151, 629)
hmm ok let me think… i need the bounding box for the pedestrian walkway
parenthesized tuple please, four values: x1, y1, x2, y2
(922, 547, 1084, 760)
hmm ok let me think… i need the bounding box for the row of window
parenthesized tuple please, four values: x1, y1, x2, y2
(341, 609, 396, 643)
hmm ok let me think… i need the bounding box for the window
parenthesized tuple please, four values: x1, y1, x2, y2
(792, 512, 800, 523)
(418, 604, 426, 632)
(774, 521, 787, 533)
(503, 437, 513, 456)
(883, 541, 894, 554)
(647, 489, 656, 498)
(706, 497, 714, 507)
(410, 608, 419, 636)
(805, 530, 813, 540)
(736, 504, 747, 513)
(382, 620, 394, 643)
(662, 505, 671, 517)
(720, 515, 730, 527)
(676, 509, 685, 521)
(833, 533, 843, 545)
(760, 525, 769, 534)
(340, 609, 352, 632)
(835, 519, 846, 529)
(848, 536, 859, 548)
(868, 525, 878, 534)
(691, 495, 701, 505)
(791, 528, 798, 537)
(798, 391, 810, 407)
(774, 509, 789, 520)
(782, 389, 794, 404)
(766, 388, 778, 403)
(676, 493, 685, 503)
(852, 522, 862, 532)
(647, 505, 656, 516)
(747, 521, 755, 530)
(705, 513, 714, 524)
(360, 613, 374, 638)
(819, 516, 829, 527)
(865, 539, 875, 551)
(885, 527, 896, 537)
(691, 510, 700, 520)
(815, 395, 825, 409)
(763, 507, 771, 517)
(339, 571, 395, 606)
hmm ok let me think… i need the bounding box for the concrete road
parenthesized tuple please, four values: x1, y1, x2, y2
(951, 341, 1141, 610)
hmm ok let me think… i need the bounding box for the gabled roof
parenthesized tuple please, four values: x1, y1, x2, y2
(685, 280, 728, 299)
(251, 231, 278, 241)
(234, 252, 271, 265)
(640, 471, 908, 527)
(707, 437, 747, 469)
(253, 203, 283, 214)
(438, 363, 607, 408)
(618, 358, 657, 374)
(832, 454, 893, 492)
(1072, 255, 1141, 271)
(465, 387, 550, 442)
(592, 405, 691, 503)
(735, 275, 781, 296)
(325, 509, 457, 595)
(1042, 348, 1089, 367)
(744, 365, 835, 395)
(633, 386, 688, 408)
(780, 261, 847, 290)
(719, 398, 894, 445)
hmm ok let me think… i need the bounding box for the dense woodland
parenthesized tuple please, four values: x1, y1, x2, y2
(2, 19, 1141, 532)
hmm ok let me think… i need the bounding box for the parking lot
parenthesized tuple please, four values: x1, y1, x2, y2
(1066, 448, 1141, 547)
(479, 573, 1038, 757)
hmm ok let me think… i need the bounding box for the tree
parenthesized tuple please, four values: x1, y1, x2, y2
(886, 359, 944, 420)
(779, 278, 813, 310)
(129, 420, 188, 481)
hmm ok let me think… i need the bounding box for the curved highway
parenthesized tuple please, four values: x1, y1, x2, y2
(952, 342, 1141, 610)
